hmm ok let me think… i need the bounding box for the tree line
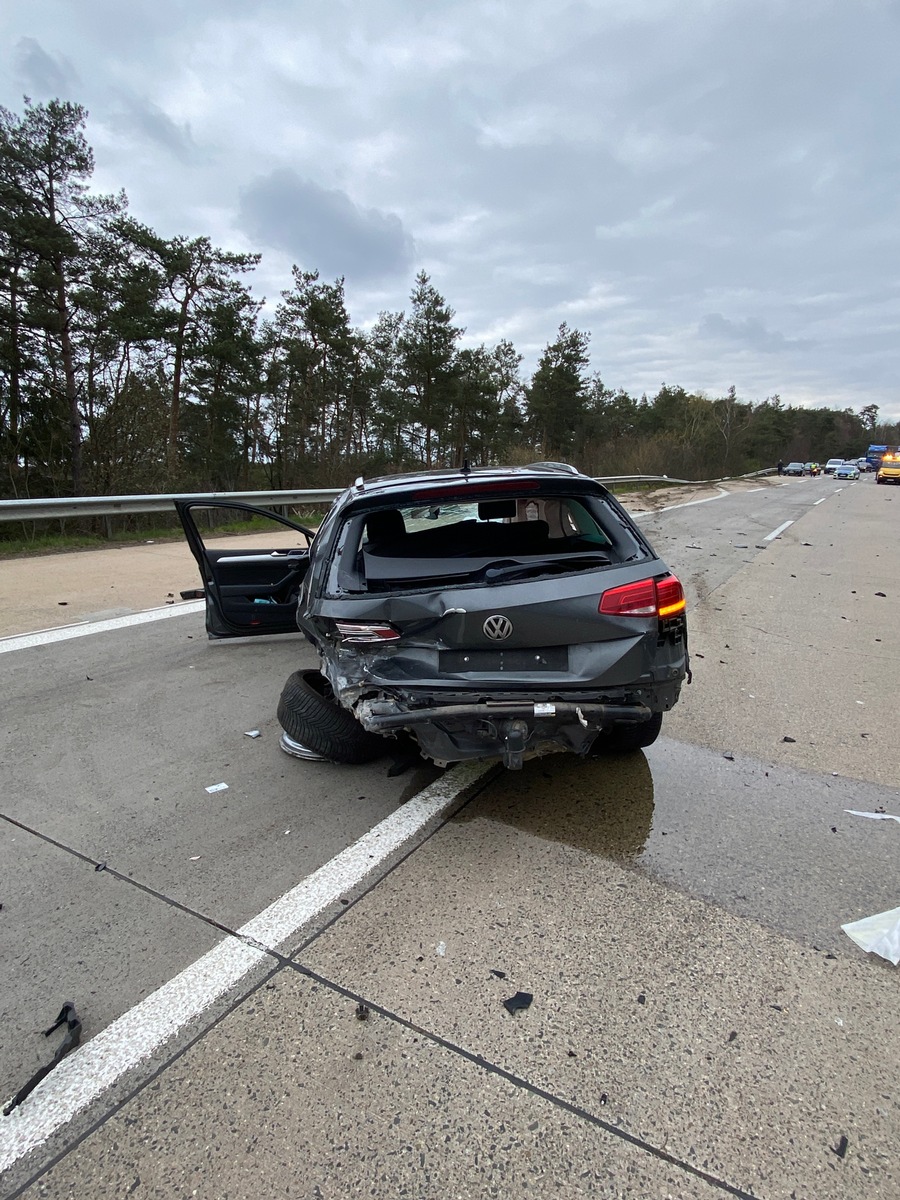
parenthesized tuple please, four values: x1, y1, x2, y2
(2, 97, 897, 509)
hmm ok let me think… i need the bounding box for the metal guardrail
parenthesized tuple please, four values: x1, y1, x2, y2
(0, 488, 341, 523)
(0, 470, 775, 524)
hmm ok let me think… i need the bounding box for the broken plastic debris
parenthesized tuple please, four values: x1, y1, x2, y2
(244, 730, 261, 738)
(3, 1003, 82, 1115)
(205, 783, 228, 793)
(782, 736, 796, 743)
(841, 906, 900, 965)
(844, 810, 900, 824)
(502, 991, 533, 1015)
(189, 856, 202, 861)
(435, 941, 446, 957)
(832, 1135, 849, 1160)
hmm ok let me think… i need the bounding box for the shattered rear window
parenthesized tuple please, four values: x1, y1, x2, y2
(332, 489, 649, 593)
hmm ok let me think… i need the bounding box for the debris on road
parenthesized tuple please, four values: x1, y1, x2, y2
(841, 906, 900, 965)
(722, 752, 735, 761)
(355, 1003, 370, 1021)
(205, 783, 228, 793)
(436, 941, 446, 956)
(832, 1135, 849, 1160)
(489, 969, 507, 979)
(502, 991, 533, 1015)
(244, 730, 261, 739)
(844, 810, 900, 824)
(782, 736, 797, 743)
(3, 1002, 82, 1116)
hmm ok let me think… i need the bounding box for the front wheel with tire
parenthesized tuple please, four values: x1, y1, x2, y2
(277, 669, 386, 764)
(595, 711, 663, 754)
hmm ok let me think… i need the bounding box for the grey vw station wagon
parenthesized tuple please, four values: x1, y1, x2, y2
(177, 463, 689, 770)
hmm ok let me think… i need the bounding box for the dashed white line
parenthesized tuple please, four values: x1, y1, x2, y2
(0, 759, 493, 1171)
(764, 520, 794, 541)
(814, 497, 827, 506)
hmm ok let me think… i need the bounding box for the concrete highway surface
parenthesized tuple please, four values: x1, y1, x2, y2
(0, 474, 897, 1199)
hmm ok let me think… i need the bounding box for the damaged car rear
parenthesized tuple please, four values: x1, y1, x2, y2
(176, 464, 689, 770)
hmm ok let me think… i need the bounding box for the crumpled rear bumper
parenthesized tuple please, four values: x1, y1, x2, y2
(354, 681, 681, 768)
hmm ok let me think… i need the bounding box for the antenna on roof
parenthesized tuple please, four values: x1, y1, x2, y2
(461, 457, 471, 476)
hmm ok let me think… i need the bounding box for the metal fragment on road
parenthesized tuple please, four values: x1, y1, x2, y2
(244, 730, 261, 738)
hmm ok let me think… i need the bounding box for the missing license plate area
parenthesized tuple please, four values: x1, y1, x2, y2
(441, 647, 569, 672)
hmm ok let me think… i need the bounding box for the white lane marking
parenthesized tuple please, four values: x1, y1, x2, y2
(0, 601, 205, 655)
(0, 759, 493, 1170)
(814, 497, 827, 506)
(745, 487, 764, 492)
(764, 520, 794, 541)
(631, 487, 729, 519)
(833, 488, 843, 494)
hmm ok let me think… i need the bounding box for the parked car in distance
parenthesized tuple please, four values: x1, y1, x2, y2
(835, 461, 860, 480)
(876, 454, 900, 484)
(176, 463, 690, 770)
(856, 458, 873, 472)
(784, 462, 806, 476)
(824, 458, 844, 475)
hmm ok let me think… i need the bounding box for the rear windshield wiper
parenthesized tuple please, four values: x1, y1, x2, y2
(483, 554, 610, 583)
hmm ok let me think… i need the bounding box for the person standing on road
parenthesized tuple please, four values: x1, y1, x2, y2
(777, 459, 784, 475)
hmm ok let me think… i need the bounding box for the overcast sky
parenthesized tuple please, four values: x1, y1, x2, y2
(3, 0, 900, 420)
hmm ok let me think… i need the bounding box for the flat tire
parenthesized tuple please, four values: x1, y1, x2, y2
(277, 670, 385, 764)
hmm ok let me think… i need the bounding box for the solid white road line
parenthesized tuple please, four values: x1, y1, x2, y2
(631, 487, 730, 519)
(0, 601, 206, 655)
(0, 759, 493, 1171)
(764, 520, 794, 541)
(814, 498, 827, 506)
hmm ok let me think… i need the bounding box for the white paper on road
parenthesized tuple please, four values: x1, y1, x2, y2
(844, 810, 900, 824)
(205, 782, 229, 793)
(841, 906, 900, 965)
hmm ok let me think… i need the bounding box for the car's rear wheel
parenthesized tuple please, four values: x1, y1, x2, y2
(277, 669, 386, 764)
(594, 711, 663, 754)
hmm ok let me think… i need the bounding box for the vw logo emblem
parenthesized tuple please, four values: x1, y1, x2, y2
(483, 614, 513, 641)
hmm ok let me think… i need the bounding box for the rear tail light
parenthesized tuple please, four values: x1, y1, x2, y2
(335, 621, 401, 644)
(599, 573, 685, 618)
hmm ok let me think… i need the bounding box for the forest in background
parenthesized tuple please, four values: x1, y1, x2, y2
(2, 98, 898, 521)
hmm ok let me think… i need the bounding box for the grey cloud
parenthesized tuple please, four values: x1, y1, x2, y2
(14, 38, 80, 98)
(699, 314, 815, 354)
(237, 169, 414, 281)
(111, 93, 197, 162)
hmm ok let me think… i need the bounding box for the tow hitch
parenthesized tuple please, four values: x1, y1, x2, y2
(502, 719, 529, 770)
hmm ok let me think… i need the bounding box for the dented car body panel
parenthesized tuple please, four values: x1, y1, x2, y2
(177, 465, 689, 768)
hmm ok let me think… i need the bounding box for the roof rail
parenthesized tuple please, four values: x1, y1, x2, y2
(525, 461, 581, 475)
